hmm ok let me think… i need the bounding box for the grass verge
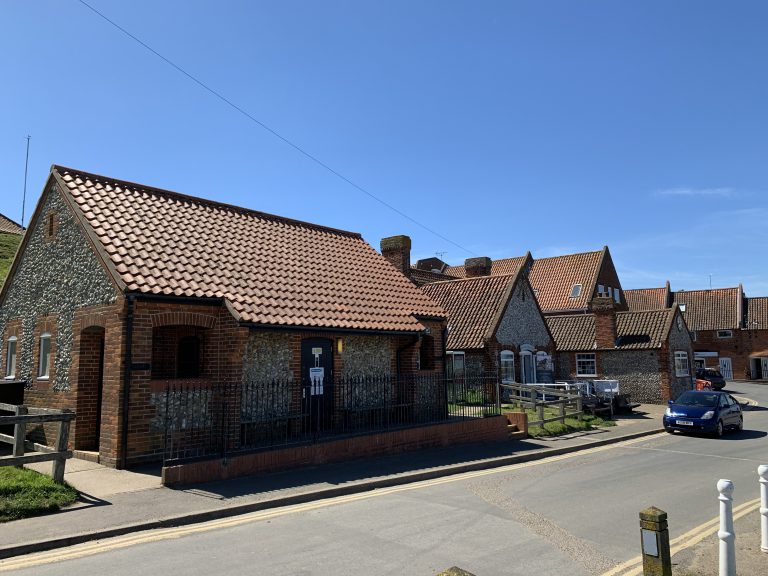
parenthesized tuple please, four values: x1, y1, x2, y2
(0, 467, 78, 522)
(502, 403, 618, 437)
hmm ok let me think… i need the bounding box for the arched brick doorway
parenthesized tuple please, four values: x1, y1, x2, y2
(75, 326, 105, 451)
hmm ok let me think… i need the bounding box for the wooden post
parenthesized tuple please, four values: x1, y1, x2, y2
(576, 395, 583, 421)
(559, 399, 566, 424)
(52, 413, 72, 484)
(13, 405, 27, 460)
(538, 399, 544, 425)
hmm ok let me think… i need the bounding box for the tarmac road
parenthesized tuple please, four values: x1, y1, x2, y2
(3, 382, 767, 576)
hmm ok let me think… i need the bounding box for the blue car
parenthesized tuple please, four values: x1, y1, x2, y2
(663, 390, 743, 437)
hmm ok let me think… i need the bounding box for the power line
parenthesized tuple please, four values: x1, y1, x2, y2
(76, 0, 475, 256)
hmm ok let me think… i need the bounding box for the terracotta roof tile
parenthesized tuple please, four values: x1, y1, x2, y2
(420, 274, 518, 349)
(746, 297, 768, 330)
(529, 250, 604, 312)
(0, 213, 23, 235)
(444, 256, 527, 279)
(625, 287, 669, 311)
(673, 288, 741, 331)
(53, 166, 445, 332)
(547, 308, 677, 351)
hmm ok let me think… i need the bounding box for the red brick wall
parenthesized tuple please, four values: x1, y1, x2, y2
(162, 415, 509, 485)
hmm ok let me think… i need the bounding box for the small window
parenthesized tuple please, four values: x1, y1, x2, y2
(607, 287, 613, 298)
(691, 331, 697, 342)
(570, 284, 582, 299)
(614, 289, 621, 304)
(500, 351, 515, 384)
(717, 330, 733, 339)
(5, 336, 18, 379)
(679, 304, 686, 312)
(38, 332, 52, 379)
(575, 353, 596, 377)
(674, 351, 689, 377)
(676, 316, 683, 331)
(446, 351, 465, 380)
(597, 284, 605, 296)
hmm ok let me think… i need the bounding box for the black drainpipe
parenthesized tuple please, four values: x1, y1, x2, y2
(120, 294, 135, 469)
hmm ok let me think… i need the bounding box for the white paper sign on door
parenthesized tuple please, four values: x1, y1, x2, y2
(309, 367, 324, 395)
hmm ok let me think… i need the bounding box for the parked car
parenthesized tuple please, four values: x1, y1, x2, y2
(663, 390, 743, 437)
(695, 368, 726, 390)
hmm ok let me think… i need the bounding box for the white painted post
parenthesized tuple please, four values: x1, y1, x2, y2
(759, 465, 768, 553)
(717, 479, 736, 576)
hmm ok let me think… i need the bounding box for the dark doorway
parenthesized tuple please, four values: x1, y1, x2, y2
(300, 338, 334, 433)
(75, 327, 105, 452)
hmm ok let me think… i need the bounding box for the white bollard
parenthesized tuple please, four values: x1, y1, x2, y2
(717, 479, 736, 576)
(759, 465, 768, 553)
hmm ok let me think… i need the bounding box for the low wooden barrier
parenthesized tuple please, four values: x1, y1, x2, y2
(0, 402, 75, 483)
(500, 383, 583, 427)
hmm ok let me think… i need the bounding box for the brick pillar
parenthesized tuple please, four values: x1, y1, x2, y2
(465, 257, 492, 277)
(380, 235, 411, 275)
(592, 297, 617, 349)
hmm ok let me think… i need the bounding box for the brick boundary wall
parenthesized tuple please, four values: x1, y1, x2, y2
(162, 415, 509, 485)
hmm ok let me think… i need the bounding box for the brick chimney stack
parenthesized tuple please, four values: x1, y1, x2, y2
(591, 296, 617, 349)
(380, 235, 412, 275)
(465, 257, 492, 278)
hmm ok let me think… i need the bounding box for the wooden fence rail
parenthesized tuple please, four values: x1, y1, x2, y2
(0, 402, 75, 483)
(500, 383, 583, 427)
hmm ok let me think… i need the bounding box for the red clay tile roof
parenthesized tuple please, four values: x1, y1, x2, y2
(409, 268, 458, 287)
(625, 287, 669, 311)
(53, 166, 445, 332)
(747, 297, 768, 330)
(529, 249, 604, 313)
(673, 287, 741, 331)
(444, 256, 528, 279)
(420, 274, 518, 349)
(0, 213, 23, 235)
(547, 308, 677, 351)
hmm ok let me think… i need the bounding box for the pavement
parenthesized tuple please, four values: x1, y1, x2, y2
(1, 399, 764, 574)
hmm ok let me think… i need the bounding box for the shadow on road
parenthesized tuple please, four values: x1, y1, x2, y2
(719, 429, 767, 440)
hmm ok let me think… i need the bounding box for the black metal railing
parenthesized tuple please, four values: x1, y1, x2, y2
(162, 374, 501, 464)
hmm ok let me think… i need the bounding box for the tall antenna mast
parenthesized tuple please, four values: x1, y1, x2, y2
(21, 135, 30, 228)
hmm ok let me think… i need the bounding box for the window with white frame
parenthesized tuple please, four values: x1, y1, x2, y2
(38, 333, 52, 379)
(607, 287, 613, 298)
(674, 351, 690, 376)
(500, 351, 515, 383)
(446, 351, 465, 380)
(575, 353, 596, 377)
(613, 288, 621, 304)
(690, 331, 697, 342)
(570, 284, 582, 299)
(5, 336, 17, 379)
(717, 330, 733, 339)
(598, 284, 605, 296)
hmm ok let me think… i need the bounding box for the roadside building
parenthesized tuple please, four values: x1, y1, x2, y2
(547, 297, 694, 403)
(0, 213, 24, 290)
(442, 246, 628, 316)
(0, 166, 448, 467)
(744, 297, 768, 380)
(418, 256, 554, 385)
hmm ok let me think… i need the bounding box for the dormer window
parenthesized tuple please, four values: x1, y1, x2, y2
(679, 304, 686, 312)
(570, 284, 582, 299)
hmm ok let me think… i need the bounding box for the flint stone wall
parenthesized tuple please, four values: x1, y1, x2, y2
(0, 183, 117, 391)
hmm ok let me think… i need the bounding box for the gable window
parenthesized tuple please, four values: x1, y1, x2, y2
(575, 353, 596, 377)
(717, 330, 733, 339)
(674, 351, 690, 377)
(570, 284, 582, 299)
(613, 289, 621, 304)
(500, 351, 515, 384)
(38, 332, 52, 379)
(597, 284, 605, 296)
(446, 351, 465, 380)
(607, 287, 613, 298)
(691, 331, 697, 342)
(5, 336, 17, 379)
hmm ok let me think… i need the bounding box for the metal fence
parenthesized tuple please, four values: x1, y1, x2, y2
(162, 374, 501, 464)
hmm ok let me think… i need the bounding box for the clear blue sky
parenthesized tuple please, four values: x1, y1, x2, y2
(2, 1, 767, 294)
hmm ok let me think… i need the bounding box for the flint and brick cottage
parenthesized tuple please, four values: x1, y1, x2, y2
(0, 166, 449, 468)
(547, 298, 694, 403)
